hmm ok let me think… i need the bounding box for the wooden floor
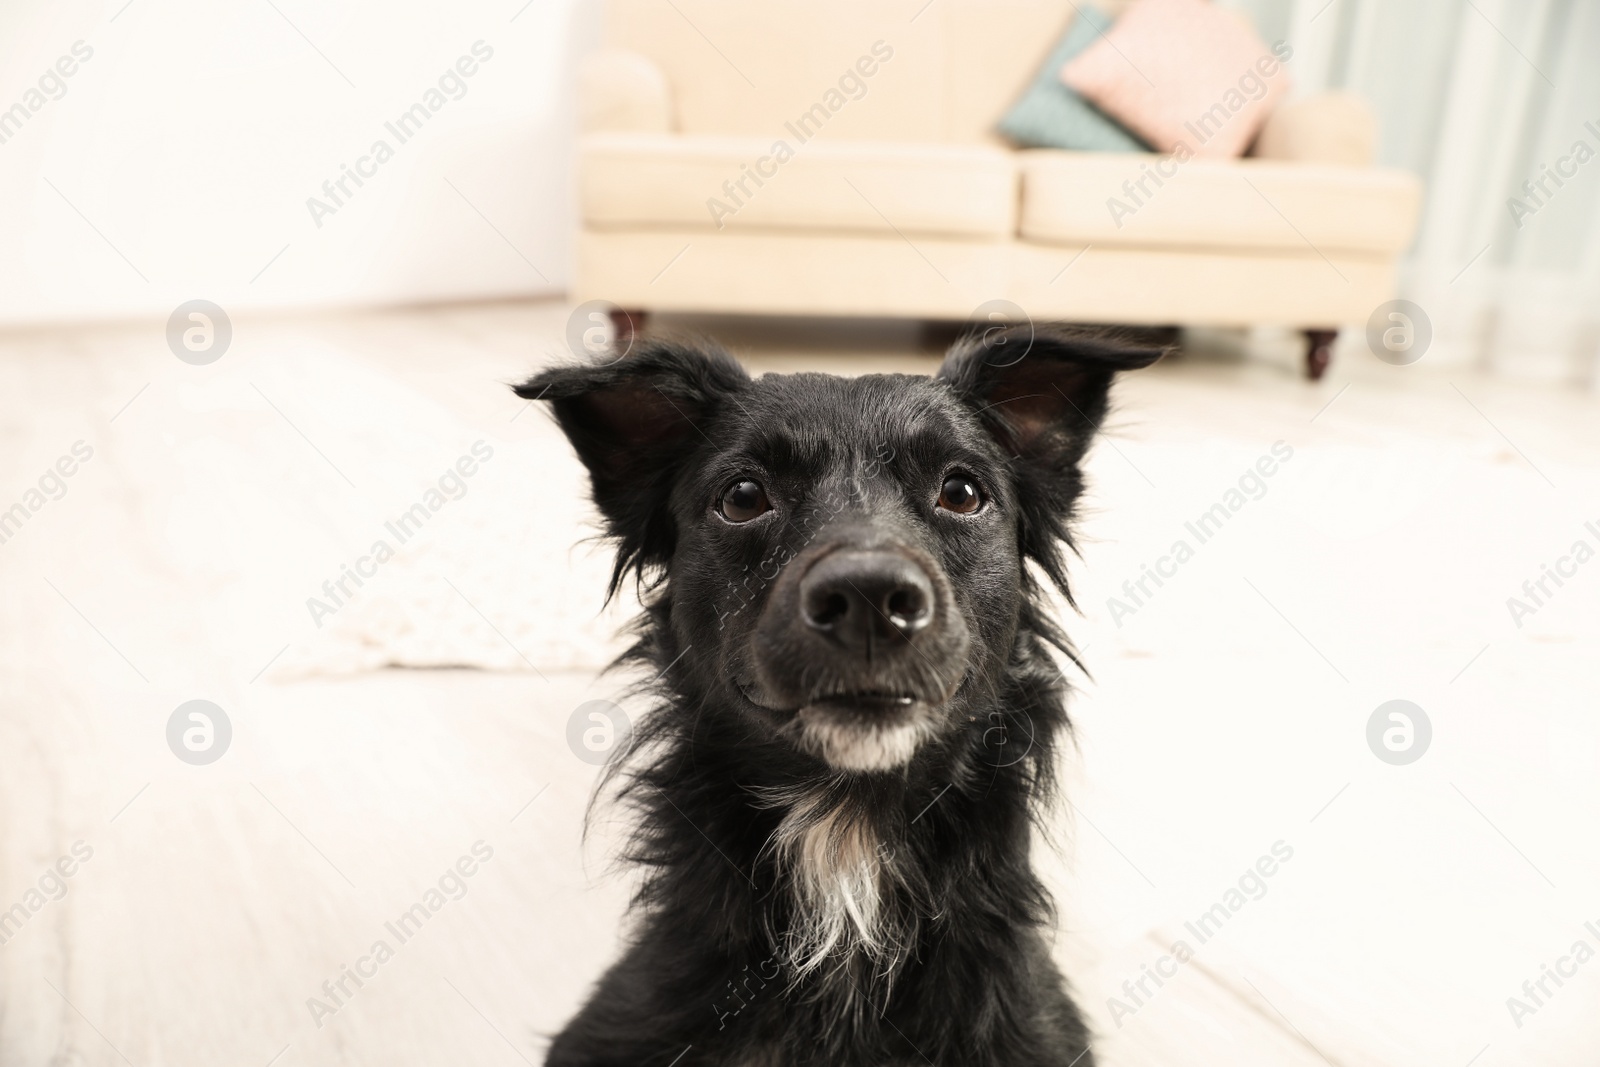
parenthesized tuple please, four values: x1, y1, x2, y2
(1, 301, 1597, 1066)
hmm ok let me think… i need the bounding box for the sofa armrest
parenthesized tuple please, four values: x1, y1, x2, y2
(1253, 91, 1376, 166)
(579, 49, 673, 134)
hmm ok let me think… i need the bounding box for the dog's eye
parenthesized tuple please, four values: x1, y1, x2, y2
(937, 475, 983, 514)
(719, 479, 771, 522)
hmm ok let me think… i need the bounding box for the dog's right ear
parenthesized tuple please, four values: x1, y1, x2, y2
(514, 340, 749, 591)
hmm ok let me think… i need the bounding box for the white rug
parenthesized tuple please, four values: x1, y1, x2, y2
(109, 333, 638, 681)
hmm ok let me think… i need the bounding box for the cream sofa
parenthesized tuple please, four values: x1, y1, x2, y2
(575, 0, 1423, 377)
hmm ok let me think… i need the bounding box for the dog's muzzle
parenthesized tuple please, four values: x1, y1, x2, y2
(749, 536, 970, 770)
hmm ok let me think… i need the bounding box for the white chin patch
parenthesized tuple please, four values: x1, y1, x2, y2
(795, 710, 930, 771)
(756, 779, 915, 987)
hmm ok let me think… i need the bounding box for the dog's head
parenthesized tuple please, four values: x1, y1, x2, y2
(518, 326, 1162, 773)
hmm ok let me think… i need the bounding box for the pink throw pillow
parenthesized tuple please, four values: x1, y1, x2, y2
(1060, 0, 1292, 159)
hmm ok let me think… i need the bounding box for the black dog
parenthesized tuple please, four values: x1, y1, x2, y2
(518, 325, 1163, 1067)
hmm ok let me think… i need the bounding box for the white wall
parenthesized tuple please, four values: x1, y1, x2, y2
(0, 0, 592, 326)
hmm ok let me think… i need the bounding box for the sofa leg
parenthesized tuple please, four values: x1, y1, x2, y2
(609, 308, 644, 346)
(1304, 329, 1337, 381)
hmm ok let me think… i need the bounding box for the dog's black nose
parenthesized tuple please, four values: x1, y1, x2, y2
(800, 551, 934, 648)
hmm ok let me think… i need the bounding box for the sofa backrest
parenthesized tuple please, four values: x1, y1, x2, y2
(605, 0, 1087, 143)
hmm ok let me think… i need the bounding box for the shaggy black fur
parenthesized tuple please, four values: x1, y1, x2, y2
(516, 325, 1164, 1067)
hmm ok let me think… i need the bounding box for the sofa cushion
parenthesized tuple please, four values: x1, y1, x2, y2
(997, 4, 1149, 153)
(1060, 0, 1290, 160)
(581, 133, 1016, 237)
(1253, 92, 1376, 167)
(1019, 152, 1422, 254)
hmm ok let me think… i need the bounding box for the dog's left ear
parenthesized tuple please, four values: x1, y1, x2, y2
(514, 339, 750, 591)
(938, 325, 1167, 589)
(937, 325, 1166, 472)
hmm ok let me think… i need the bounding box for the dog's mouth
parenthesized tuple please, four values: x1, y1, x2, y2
(788, 698, 936, 772)
(735, 678, 928, 717)
(735, 676, 962, 772)
(809, 690, 917, 714)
